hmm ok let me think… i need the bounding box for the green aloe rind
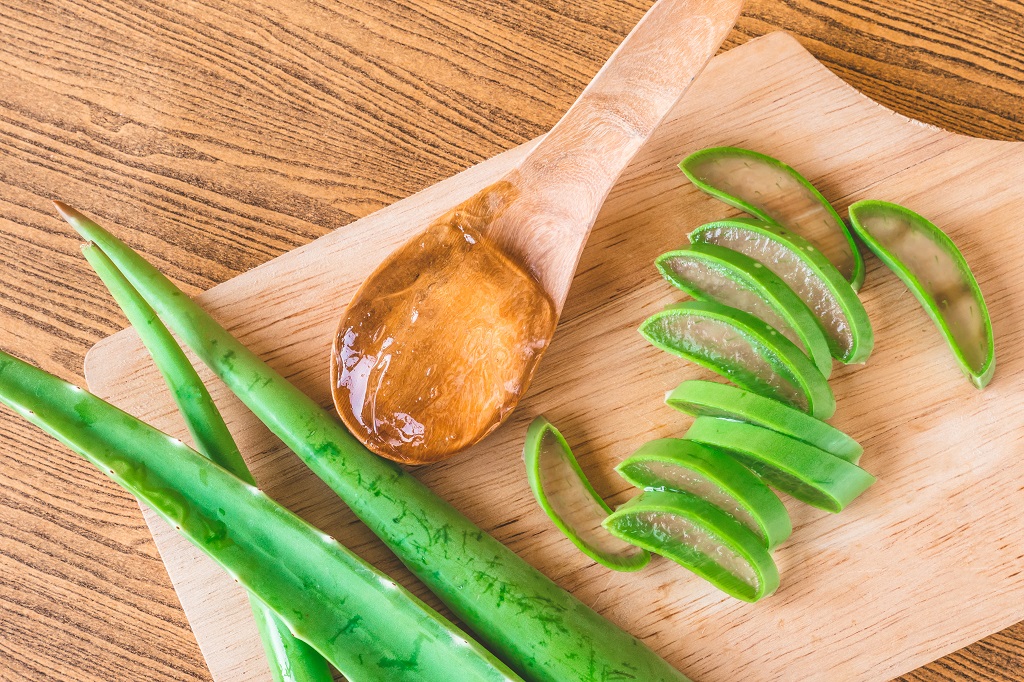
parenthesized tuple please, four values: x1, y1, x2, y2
(0, 350, 519, 681)
(640, 300, 835, 419)
(679, 146, 865, 290)
(524, 417, 650, 572)
(655, 244, 833, 377)
(689, 217, 873, 364)
(616, 438, 792, 549)
(55, 203, 689, 682)
(847, 200, 995, 389)
(665, 380, 863, 463)
(683, 416, 875, 513)
(81, 244, 332, 682)
(603, 491, 780, 602)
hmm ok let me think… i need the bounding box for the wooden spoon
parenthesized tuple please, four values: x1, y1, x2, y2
(331, 0, 744, 464)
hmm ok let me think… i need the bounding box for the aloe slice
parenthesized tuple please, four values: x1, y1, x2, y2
(684, 417, 875, 513)
(689, 217, 873, 364)
(603, 491, 779, 602)
(656, 244, 832, 377)
(680, 146, 864, 289)
(616, 438, 791, 549)
(524, 417, 650, 571)
(666, 380, 863, 463)
(848, 200, 995, 389)
(640, 300, 835, 419)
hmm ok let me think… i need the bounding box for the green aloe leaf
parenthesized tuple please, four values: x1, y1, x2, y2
(54, 203, 689, 682)
(0, 350, 519, 681)
(81, 244, 332, 682)
(680, 146, 864, 289)
(848, 200, 994, 389)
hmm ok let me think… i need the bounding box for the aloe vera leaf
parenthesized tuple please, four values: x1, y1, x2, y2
(639, 300, 835, 419)
(616, 438, 791, 550)
(0, 351, 519, 682)
(81, 245, 332, 682)
(656, 244, 833, 377)
(55, 203, 689, 682)
(847, 200, 994, 389)
(680, 146, 864, 290)
(684, 417, 875, 513)
(665, 380, 863, 463)
(689, 217, 873, 364)
(524, 416, 650, 572)
(603, 491, 779, 602)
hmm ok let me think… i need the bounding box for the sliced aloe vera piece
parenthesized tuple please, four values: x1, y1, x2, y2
(616, 438, 791, 549)
(684, 417, 875, 513)
(656, 244, 832, 377)
(689, 217, 873, 364)
(666, 380, 862, 463)
(680, 146, 864, 289)
(603, 491, 779, 602)
(524, 417, 650, 572)
(848, 200, 995, 389)
(640, 300, 835, 419)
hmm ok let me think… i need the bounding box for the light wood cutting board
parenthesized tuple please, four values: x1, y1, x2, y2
(84, 31, 1024, 682)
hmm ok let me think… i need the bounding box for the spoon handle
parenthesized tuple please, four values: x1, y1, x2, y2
(488, 0, 744, 309)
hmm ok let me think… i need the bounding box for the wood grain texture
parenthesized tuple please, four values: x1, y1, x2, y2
(86, 30, 1024, 682)
(0, 1, 1022, 680)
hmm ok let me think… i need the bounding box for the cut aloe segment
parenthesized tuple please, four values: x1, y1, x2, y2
(603, 491, 779, 602)
(640, 300, 835, 419)
(666, 380, 862, 463)
(616, 438, 791, 549)
(656, 244, 832, 377)
(689, 217, 873, 364)
(524, 417, 650, 572)
(848, 200, 994, 389)
(680, 146, 864, 289)
(684, 417, 875, 513)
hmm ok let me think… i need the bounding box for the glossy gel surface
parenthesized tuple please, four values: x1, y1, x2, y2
(525, 418, 649, 571)
(848, 200, 994, 387)
(332, 183, 558, 464)
(682, 147, 862, 287)
(632, 462, 760, 536)
(692, 223, 860, 360)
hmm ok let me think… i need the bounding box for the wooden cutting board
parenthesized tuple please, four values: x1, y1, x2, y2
(84, 31, 1024, 682)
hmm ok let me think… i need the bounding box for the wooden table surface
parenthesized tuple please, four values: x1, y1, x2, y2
(0, 1, 1021, 680)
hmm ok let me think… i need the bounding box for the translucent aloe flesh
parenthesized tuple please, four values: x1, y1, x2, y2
(848, 200, 994, 388)
(524, 417, 650, 571)
(616, 438, 791, 549)
(689, 218, 873, 364)
(81, 245, 332, 682)
(665, 380, 863, 463)
(640, 300, 835, 419)
(680, 146, 864, 289)
(603, 491, 779, 602)
(56, 204, 688, 682)
(0, 351, 519, 681)
(656, 244, 832, 377)
(684, 417, 875, 513)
